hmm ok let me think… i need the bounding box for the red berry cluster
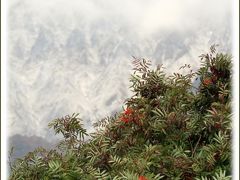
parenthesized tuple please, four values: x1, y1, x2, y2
(120, 108, 143, 126)
(120, 108, 133, 123)
(202, 77, 213, 86)
(139, 176, 148, 180)
(202, 65, 225, 87)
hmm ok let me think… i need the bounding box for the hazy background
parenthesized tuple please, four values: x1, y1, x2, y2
(7, 0, 232, 158)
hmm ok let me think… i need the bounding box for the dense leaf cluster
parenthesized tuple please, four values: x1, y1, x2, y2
(9, 46, 232, 180)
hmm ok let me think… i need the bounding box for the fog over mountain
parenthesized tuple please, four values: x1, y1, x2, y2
(8, 0, 232, 152)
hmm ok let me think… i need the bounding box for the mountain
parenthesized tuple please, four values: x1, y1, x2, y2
(7, 0, 232, 144)
(8, 134, 55, 162)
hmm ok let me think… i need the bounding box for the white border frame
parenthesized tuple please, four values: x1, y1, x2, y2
(232, 0, 239, 180)
(1, 0, 8, 179)
(1, 0, 239, 179)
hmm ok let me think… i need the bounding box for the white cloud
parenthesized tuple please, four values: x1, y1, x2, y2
(9, 0, 231, 36)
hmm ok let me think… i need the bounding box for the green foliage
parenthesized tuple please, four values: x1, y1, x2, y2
(9, 46, 232, 180)
(48, 113, 88, 151)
